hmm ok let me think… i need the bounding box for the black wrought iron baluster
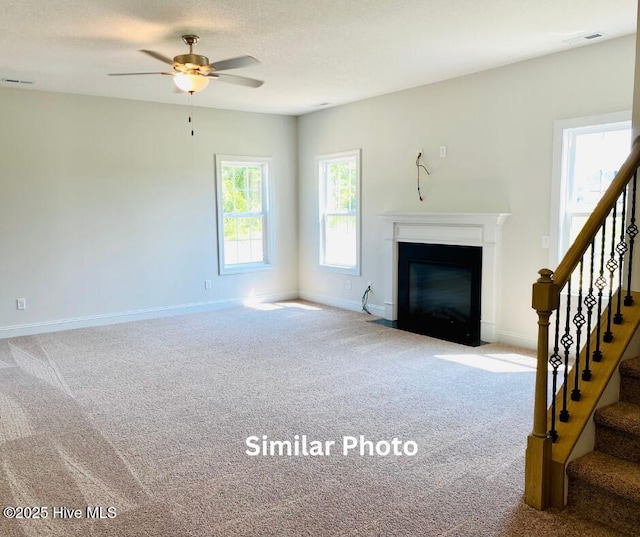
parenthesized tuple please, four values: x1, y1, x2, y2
(604, 203, 618, 342)
(593, 222, 608, 363)
(572, 258, 585, 401)
(583, 240, 596, 382)
(559, 280, 572, 423)
(615, 186, 628, 324)
(625, 170, 638, 306)
(549, 298, 563, 442)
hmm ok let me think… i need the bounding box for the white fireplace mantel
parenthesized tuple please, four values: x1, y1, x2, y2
(379, 212, 510, 343)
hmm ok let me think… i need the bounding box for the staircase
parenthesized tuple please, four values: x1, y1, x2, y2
(567, 356, 640, 535)
(525, 138, 640, 513)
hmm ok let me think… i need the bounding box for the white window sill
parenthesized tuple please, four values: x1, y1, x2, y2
(318, 263, 360, 276)
(220, 263, 273, 276)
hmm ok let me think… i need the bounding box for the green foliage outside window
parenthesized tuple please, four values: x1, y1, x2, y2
(222, 164, 264, 242)
(326, 161, 357, 218)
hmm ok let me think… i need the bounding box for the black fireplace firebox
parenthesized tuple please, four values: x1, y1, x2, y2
(397, 242, 482, 346)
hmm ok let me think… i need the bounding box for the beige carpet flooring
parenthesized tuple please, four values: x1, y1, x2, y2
(0, 301, 626, 536)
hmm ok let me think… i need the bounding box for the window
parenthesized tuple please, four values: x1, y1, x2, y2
(318, 150, 361, 274)
(550, 113, 632, 270)
(215, 156, 271, 274)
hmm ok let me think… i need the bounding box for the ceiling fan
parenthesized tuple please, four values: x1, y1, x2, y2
(109, 35, 264, 94)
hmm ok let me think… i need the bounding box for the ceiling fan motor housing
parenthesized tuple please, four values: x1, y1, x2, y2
(174, 53, 212, 73)
(174, 54, 210, 67)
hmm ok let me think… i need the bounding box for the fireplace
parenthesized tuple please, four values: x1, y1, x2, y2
(397, 242, 482, 346)
(380, 213, 509, 344)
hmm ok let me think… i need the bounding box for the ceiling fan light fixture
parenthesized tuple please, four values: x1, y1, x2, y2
(173, 73, 209, 93)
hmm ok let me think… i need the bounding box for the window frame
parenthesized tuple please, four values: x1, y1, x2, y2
(317, 149, 361, 275)
(549, 111, 632, 270)
(215, 155, 273, 275)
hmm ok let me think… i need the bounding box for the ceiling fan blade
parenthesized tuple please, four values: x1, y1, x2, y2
(140, 50, 175, 66)
(209, 55, 260, 72)
(209, 73, 264, 88)
(108, 72, 174, 76)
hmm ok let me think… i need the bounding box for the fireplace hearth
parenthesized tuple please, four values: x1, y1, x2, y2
(397, 242, 482, 346)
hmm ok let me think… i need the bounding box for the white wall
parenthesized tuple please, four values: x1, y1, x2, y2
(297, 35, 636, 348)
(0, 89, 298, 336)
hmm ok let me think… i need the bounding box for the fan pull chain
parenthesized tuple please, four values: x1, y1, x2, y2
(188, 92, 195, 136)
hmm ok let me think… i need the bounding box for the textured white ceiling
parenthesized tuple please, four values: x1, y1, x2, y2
(0, 0, 636, 115)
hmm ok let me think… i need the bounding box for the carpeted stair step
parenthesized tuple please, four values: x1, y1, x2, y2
(567, 451, 640, 536)
(594, 401, 640, 463)
(620, 356, 640, 405)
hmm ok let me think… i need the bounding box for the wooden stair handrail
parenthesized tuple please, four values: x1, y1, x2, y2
(554, 136, 640, 289)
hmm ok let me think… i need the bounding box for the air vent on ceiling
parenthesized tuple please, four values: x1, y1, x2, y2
(564, 33, 604, 45)
(2, 78, 34, 85)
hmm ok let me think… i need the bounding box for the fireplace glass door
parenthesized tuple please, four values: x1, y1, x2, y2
(397, 243, 482, 346)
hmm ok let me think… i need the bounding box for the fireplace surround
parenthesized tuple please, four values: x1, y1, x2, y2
(380, 213, 509, 344)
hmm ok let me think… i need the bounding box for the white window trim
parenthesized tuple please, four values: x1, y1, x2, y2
(215, 155, 273, 275)
(549, 111, 632, 271)
(317, 149, 361, 275)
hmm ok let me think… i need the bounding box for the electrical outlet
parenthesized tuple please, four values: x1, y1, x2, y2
(16, 298, 26, 310)
(439, 145, 447, 158)
(346, 280, 352, 290)
(205, 280, 212, 290)
(367, 282, 372, 290)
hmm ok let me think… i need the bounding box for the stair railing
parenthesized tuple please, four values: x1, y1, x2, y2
(525, 136, 640, 510)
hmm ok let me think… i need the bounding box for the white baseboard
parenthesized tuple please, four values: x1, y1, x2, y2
(0, 291, 299, 339)
(298, 291, 386, 317)
(1, 290, 532, 347)
(496, 330, 537, 350)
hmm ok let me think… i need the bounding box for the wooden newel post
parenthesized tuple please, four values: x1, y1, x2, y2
(525, 268, 560, 510)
